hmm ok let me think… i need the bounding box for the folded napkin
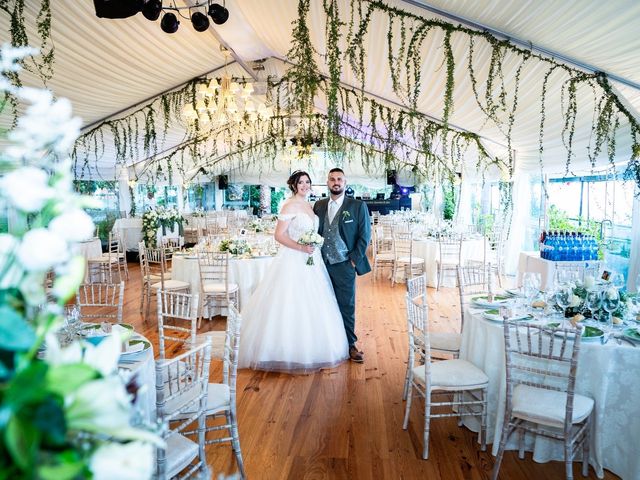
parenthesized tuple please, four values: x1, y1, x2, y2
(125, 340, 145, 353)
(112, 324, 133, 342)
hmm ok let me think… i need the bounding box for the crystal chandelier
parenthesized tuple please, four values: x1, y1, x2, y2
(182, 50, 272, 126)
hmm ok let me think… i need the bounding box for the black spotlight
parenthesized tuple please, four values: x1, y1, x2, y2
(208, 3, 229, 25)
(141, 0, 162, 21)
(191, 11, 210, 32)
(160, 12, 179, 33)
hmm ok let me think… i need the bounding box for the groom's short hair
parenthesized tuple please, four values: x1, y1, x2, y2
(329, 167, 344, 175)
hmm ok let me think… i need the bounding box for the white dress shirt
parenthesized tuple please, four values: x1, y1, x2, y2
(328, 194, 345, 224)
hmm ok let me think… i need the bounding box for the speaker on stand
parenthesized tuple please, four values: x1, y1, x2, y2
(218, 175, 228, 190)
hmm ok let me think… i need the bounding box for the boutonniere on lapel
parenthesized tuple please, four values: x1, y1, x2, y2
(341, 211, 353, 223)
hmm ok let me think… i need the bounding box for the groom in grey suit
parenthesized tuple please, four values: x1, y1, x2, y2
(314, 168, 371, 362)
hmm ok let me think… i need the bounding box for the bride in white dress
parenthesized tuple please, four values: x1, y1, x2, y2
(238, 171, 349, 373)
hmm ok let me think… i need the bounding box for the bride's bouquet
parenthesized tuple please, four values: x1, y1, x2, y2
(298, 230, 324, 265)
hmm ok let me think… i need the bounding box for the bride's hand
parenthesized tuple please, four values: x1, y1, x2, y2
(299, 245, 315, 254)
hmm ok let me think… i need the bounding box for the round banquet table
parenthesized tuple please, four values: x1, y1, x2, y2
(74, 237, 102, 259)
(459, 306, 640, 479)
(394, 236, 485, 287)
(171, 254, 274, 314)
(118, 332, 156, 422)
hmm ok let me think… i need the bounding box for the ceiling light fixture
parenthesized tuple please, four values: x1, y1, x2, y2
(208, 2, 229, 25)
(160, 12, 179, 33)
(182, 47, 272, 126)
(191, 11, 210, 31)
(141, 0, 162, 20)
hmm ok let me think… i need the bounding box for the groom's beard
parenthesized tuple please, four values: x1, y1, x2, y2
(330, 186, 344, 195)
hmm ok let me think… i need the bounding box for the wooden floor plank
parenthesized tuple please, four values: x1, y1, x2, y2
(116, 262, 619, 480)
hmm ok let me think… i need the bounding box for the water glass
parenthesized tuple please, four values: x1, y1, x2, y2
(555, 284, 573, 313)
(601, 287, 620, 331)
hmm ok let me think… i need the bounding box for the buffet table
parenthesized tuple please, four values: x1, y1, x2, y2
(516, 251, 602, 290)
(112, 218, 180, 251)
(459, 307, 640, 479)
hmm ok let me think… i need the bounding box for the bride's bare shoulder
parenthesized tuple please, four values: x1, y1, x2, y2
(280, 199, 305, 214)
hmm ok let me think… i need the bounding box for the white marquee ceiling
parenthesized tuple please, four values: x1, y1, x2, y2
(1, 0, 639, 186)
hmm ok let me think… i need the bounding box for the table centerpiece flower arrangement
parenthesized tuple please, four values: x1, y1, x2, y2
(560, 279, 629, 322)
(246, 219, 265, 233)
(156, 206, 186, 236)
(191, 207, 206, 218)
(0, 45, 160, 479)
(219, 239, 252, 256)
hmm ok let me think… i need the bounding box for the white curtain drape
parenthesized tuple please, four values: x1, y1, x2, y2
(627, 188, 640, 292)
(503, 174, 533, 275)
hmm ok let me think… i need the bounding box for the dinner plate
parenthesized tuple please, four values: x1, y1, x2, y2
(545, 322, 604, 341)
(471, 295, 510, 308)
(120, 339, 151, 358)
(622, 327, 640, 343)
(482, 308, 532, 322)
(504, 288, 522, 297)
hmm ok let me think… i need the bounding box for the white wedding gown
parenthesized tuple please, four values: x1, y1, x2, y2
(238, 213, 349, 373)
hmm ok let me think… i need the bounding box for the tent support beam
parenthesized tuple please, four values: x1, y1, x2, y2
(399, 0, 640, 92)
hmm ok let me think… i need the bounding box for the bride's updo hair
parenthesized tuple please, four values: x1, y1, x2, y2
(287, 170, 311, 194)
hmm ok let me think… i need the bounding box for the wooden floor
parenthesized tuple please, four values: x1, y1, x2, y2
(122, 262, 618, 480)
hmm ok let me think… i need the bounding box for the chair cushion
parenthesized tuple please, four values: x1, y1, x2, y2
(165, 433, 199, 478)
(196, 331, 226, 359)
(412, 359, 488, 390)
(512, 384, 594, 428)
(397, 256, 425, 264)
(151, 279, 190, 290)
(202, 282, 239, 294)
(430, 332, 461, 352)
(206, 383, 231, 415)
(375, 253, 395, 261)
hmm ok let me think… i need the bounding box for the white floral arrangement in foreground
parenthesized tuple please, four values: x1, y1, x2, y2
(297, 230, 324, 265)
(0, 45, 160, 479)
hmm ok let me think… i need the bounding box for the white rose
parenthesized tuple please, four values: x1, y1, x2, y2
(606, 287, 619, 300)
(17, 228, 69, 271)
(569, 294, 582, 308)
(584, 275, 595, 289)
(0, 167, 53, 212)
(90, 442, 154, 480)
(49, 209, 94, 242)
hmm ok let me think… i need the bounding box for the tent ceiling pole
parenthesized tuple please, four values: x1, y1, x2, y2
(275, 56, 509, 150)
(81, 62, 237, 132)
(398, 0, 640, 92)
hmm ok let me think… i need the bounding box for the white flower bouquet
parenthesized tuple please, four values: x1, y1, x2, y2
(0, 45, 159, 479)
(297, 230, 324, 265)
(247, 219, 265, 233)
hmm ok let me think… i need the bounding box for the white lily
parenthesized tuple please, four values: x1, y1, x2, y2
(90, 441, 154, 480)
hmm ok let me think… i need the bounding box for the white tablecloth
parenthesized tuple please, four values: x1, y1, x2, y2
(402, 237, 485, 287)
(112, 218, 180, 251)
(74, 238, 102, 259)
(516, 251, 601, 290)
(171, 254, 274, 313)
(459, 307, 640, 479)
(112, 218, 143, 251)
(119, 333, 156, 422)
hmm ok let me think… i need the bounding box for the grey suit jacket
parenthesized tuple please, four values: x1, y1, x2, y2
(314, 197, 372, 276)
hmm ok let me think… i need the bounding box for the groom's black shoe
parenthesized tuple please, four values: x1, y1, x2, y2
(349, 345, 364, 363)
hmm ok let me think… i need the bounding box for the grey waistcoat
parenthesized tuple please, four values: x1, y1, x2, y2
(321, 209, 349, 265)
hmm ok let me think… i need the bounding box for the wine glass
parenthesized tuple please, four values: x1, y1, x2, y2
(601, 287, 620, 332)
(611, 272, 625, 290)
(584, 288, 602, 323)
(555, 284, 573, 316)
